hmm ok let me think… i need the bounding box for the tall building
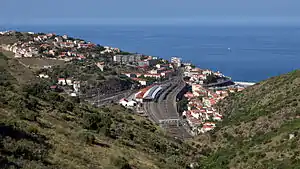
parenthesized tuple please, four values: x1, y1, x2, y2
(113, 54, 142, 64)
(171, 57, 182, 67)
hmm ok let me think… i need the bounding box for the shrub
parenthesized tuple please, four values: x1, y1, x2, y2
(83, 112, 112, 132)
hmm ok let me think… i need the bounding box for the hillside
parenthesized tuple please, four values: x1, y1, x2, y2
(194, 70, 300, 169)
(0, 52, 198, 169)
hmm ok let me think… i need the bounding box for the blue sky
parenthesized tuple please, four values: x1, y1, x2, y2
(1, 0, 300, 25)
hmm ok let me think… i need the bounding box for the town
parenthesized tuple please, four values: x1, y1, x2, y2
(119, 56, 255, 136)
(0, 30, 255, 137)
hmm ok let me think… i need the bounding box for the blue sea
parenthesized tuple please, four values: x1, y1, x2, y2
(1, 24, 300, 82)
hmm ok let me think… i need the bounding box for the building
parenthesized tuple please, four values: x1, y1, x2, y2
(134, 85, 163, 102)
(142, 85, 163, 101)
(58, 78, 66, 85)
(171, 57, 182, 67)
(138, 59, 158, 67)
(38, 74, 49, 79)
(73, 81, 80, 93)
(113, 54, 142, 64)
(66, 79, 73, 86)
(131, 78, 148, 86)
(122, 73, 137, 78)
(119, 98, 137, 107)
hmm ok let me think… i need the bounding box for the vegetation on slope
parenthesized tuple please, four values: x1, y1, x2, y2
(0, 52, 198, 169)
(194, 70, 300, 169)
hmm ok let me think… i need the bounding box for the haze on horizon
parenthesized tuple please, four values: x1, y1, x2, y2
(1, 0, 300, 25)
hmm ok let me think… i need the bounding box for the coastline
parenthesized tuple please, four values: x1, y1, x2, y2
(2, 25, 299, 82)
(0, 30, 256, 138)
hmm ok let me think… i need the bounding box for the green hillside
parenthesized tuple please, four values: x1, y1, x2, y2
(0, 52, 198, 169)
(194, 70, 300, 169)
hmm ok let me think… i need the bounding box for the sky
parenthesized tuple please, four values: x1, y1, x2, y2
(1, 0, 300, 25)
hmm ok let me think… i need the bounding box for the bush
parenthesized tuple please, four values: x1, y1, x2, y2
(112, 156, 132, 169)
(83, 112, 112, 132)
(78, 131, 96, 145)
(46, 92, 65, 103)
(23, 82, 48, 98)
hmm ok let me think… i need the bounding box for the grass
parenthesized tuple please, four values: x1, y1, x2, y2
(195, 69, 300, 169)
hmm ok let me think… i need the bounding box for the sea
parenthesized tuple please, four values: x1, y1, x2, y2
(1, 24, 300, 82)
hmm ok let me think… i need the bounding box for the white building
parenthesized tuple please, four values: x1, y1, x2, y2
(66, 79, 73, 86)
(58, 78, 66, 85)
(38, 74, 49, 79)
(73, 81, 80, 93)
(171, 57, 182, 67)
(119, 98, 137, 107)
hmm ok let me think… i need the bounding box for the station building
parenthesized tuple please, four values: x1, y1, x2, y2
(135, 85, 163, 103)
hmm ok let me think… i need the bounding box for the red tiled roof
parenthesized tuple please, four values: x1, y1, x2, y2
(203, 125, 213, 129)
(136, 85, 153, 99)
(50, 85, 57, 89)
(120, 98, 128, 102)
(131, 78, 146, 82)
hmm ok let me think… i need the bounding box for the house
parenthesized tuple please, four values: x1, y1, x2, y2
(144, 73, 161, 79)
(184, 92, 194, 100)
(156, 64, 162, 69)
(160, 70, 173, 78)
(122, 73, 137, 78)
(192, 84, 202, 92)
(58, 78, 66, 85)
(149, 69, 159, 74)
(77, 55, 86, 60)
(66, 79, 73, 86)
(190, 109, 201, 119)
(213, 115, 222, 121)
(202, 69, 212, 75)
(70, 93, 77, 97)
(214, 71, 223, 77)
(216, 90, 228, 96)
(38, 74, 49, 79)
(73, 81, 80, 93)
(184, 111, 202, 129)
(203, 98, 216, 107)
(78, 43, 96, 48)
(200, 125, 214, 133)
(60, 42, 75, 48)
(46, 33, 55, 37)
(62, 35, 68, 39)
(119, 98, 137, 107)
(132, 78, 148, 86)
(50, 85, 58, 91)
(101, 46, 120, 54)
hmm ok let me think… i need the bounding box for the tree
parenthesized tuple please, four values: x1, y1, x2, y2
(97, 74, 105, 80)
(84, 113, 113, 132)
